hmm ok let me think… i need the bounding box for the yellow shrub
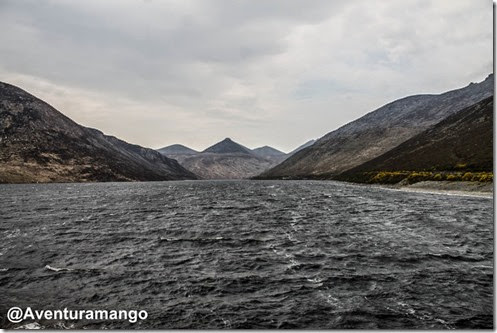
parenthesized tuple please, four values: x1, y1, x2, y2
(406, 171, 433, 184)
(479, 173, 493, 182)
(369, 171, 409, 184)
(446, 174, 458, 181)
(471, 174, 481, 182)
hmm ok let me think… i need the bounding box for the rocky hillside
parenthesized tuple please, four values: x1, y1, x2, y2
(259, 74, 493, 179)
(178, 153, 275, 180)
(0, 82, 197, 183)
(337, 96, 493, 183)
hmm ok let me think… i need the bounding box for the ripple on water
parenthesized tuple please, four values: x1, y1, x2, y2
(0, 180, 492, 329)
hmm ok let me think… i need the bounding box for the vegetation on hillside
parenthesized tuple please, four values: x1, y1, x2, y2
(336, 170, 493, 185)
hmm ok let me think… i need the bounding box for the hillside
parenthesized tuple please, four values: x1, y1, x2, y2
(337, 96, 493, 183)
(258, 74, 493, 179)
(0, 82, 197, 183)
(178, 153, 274, 179)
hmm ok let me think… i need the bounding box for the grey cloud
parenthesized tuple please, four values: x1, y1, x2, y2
(0, 0, 492, 151)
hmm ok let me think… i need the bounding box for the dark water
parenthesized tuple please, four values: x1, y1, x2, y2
(0, 180, 493, 329)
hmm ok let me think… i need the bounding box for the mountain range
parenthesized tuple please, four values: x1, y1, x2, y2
(157, 138, 312, 179)
(259, 74, 493, 179)
(0, 82, 197, 183)
(0, 73, 492, 184)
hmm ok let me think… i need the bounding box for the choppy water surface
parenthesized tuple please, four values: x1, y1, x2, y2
(0, 181, 493, 329)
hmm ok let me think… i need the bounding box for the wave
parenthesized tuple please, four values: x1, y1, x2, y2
(44, 265, 74, 272)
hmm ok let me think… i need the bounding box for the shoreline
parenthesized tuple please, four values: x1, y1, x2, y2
(0, 179, 494, 199)
(377, 181, 493, 198)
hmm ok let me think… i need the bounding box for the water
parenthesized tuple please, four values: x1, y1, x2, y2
(0, 180, 493, 329)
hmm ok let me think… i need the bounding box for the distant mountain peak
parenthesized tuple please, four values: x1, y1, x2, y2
(253, 146, 286, 157)
(203, 138, 253, 155)
(157, 144, 198, 156)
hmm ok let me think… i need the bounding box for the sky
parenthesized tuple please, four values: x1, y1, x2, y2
(0, 0, 492, 152)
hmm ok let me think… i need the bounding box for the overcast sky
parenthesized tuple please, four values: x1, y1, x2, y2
(0, 0, 492, 152)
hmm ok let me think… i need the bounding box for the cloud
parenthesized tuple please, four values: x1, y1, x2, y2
(0, 0, 492, 152)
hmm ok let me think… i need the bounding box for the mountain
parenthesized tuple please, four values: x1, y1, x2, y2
(252, 145, 288, 165)
(157, 138, 320, 179)
(157, 144, 198, 156)
(258, 74, 493, 179)
(252, 145, 286, 157)
(0, 82, 197, 183)
(338, 96, 493, 181)
(157, 138, 274, 179)
(203, 137, 253, 154)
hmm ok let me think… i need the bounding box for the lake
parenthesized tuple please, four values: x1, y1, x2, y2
(0, 180, 493, 329)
